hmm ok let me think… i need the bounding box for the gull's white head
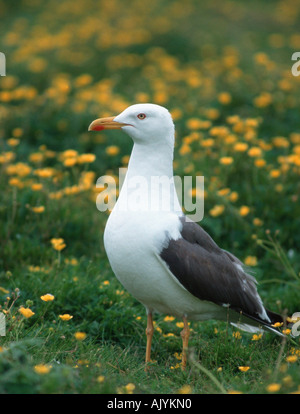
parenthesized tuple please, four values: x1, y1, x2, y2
(88, 103, 175, 147)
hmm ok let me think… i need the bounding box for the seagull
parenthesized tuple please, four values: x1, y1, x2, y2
(88, 103, 283, 369)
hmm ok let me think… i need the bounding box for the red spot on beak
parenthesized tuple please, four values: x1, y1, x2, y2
(92, 125, 105, 131)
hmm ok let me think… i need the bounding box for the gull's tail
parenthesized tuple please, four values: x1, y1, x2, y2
(231, 308, 285, 337)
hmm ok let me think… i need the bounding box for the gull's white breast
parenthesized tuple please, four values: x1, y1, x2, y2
(103, 209, 223, 319)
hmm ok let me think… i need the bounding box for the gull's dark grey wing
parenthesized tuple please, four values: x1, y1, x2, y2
(160, 217, 282, 328)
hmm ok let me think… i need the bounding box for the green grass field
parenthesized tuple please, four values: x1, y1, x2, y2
(0, 0, 300, 394)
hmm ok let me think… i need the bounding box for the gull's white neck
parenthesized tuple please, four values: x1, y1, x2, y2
(115, 135, 182, 215)
(127, 140, 174, 179)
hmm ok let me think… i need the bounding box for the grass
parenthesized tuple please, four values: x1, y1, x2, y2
(0, 0, 300, 394)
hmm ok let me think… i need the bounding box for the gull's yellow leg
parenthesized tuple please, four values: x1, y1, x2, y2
(180, 316, 190, 370)
(145, 312, 154, 370)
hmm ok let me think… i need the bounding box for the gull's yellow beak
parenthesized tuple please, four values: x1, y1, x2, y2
(88, 116, 129, 131)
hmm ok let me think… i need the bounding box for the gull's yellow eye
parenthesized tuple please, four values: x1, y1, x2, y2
(137, 113, 146, 120)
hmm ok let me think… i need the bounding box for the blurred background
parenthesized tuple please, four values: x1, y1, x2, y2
(0, 0, 300, 395)
(0, 0, 300, 317)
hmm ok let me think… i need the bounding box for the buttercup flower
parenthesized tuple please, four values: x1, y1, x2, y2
(266, 383, 281, 393)
(19, 307, 35, 318)
(244, 256, 257, 266)
(40, 293, 55, 302)
(51, 238, 66, 251)
(34, 364, 52, 374)
(59, 314, 73, 321)
(239, 206, 250, 216)
(74, 332, 87, 341)
(238, 366, 250, 372)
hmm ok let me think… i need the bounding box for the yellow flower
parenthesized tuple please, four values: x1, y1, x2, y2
(19, 307, 35, 318)
(273, 136, 289, 148)
(217, 188, 230, 197)
(97, 375, 105, 383)
(219, 156, 233, 165)
(74, 74, 93, 88)
(31, 183, 43, 191)
(7, 138, 20, 147)
(229, 191, 239, 202)
(178, 385, 192, 394)
(51, 238, 64, 246)
(287, 316, 300, 324)
(244, 256, 257, 266)
(233, 331, 242, 339)
(6, 162, 32, 177)
(12, 127, 23, 138)
(62, 149, 78, 159)
(9, 178, 24, 188)
(252, 333, 263, 341)
(266, 383, 281, 393)
(51, 238, 66, 251)
(59, 314, 73, 321)
(254, 158, 266, 168)
(121, 155, 130, 165)
(174, 352, 182, 360)
(34, 167, 55, 178)
(239, 206, 250, 216)
(209, 204, 225, 217)
(164, 316, 175, 322)
(253, 92, 272, 108)
(225, 134, 237, 144)
(218, 92, 232, 105)
(77, 153, 96, 164)
(253, 218, 263, 226)
(286, 355, 298, 363)
(29, 153, 44, 163)
(64, 157, 77, 167)
(31, 206, 45, 213)
(206, 108, 220, 120)
(282, 375, 293, 387)
(40, 293, 55, 302)
(234, 142, 248, 152)
(248, 147, 262, 157)
(54, 242, 66, 251)
(105, 145, 120, 156)
(125, 383, 135, 394)
(0, 151, 15, 164)
(186, 118, 205, 130)
(272, 322, 283, 328)
(238, 366, 250, 372)
(179, 144, 191, 156)
(270, 169, 281, 178)
(74, 332, 87, 341)
(200, 138, 214, 148)
(34, 364, 52, 375)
